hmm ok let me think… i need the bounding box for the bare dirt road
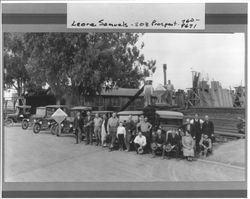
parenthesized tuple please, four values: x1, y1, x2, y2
(3, 126, 245, 182)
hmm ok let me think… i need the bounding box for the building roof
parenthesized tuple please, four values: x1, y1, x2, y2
(46, 105, 69, 108)
(101, 88, 156, 97)
(16, 105, 31, 109)
(117, 111, 144, 115)
(36, 106, 46, 109)
(101, 88, 144, 97)
(155, 110, 184, 119)
(70, 106, 92, 111)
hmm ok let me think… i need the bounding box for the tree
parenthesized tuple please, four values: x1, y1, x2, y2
(4, 33, 30, 96)
(24, 33, 156, 105)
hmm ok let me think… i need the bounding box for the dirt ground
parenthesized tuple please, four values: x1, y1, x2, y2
(205, 139, 245, 167)
(3, 126, 246, 182)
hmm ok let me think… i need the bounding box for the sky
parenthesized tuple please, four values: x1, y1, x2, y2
(139, 33, 245, 91)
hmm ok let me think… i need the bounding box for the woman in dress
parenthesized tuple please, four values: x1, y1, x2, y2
(182, 130, 195, 161)
(101, 114, 108, 147)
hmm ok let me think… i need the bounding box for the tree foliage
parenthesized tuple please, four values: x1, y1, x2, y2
(4, 33, 30, 95)
(10, 32, 156, 104)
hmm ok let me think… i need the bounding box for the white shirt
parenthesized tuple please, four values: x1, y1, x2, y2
(117, 126, 126, 136)
(134, 135, 146, 146)
(190, 119, 204, 125)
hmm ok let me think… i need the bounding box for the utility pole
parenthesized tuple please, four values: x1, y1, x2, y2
(163, 64, 167, 85)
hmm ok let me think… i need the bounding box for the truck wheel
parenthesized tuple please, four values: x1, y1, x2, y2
(33, 123, 41, 134)
(5, 118, 14, 127)
(50, 124, 57, 135)
(22, 120, 29, 129)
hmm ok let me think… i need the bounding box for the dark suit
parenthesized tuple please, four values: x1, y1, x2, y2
(166, 132, 181, 146)
(151, 133, 166, 156)
(192, 119, 202, 149)
(202, 121, 214, 138)
(73, 116, 84, 144)
(84, 116, 93, 144)
(164, 132, 181, 157)
(125, 120, 136, 151)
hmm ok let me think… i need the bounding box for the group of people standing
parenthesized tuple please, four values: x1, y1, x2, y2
(73, 111, 214, 160)
(179, 114, 214, 160)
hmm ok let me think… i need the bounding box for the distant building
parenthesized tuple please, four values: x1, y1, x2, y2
(82, 88, 156, 111)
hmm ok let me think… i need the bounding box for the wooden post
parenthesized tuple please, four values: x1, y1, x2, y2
(58, 122, 61, 136)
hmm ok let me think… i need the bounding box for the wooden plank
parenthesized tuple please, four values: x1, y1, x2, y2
(215, 131, 245, 138)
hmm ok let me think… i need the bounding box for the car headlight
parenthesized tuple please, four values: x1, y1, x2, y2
(20, 114, 24, 117)
(48, 122, 50, 125)
(61, 124, 64, 127)
(39, 121, 42, 124)
(34, 119, 37, 122)
(27, 119, 29, 121)
(70, 124, 73, 128)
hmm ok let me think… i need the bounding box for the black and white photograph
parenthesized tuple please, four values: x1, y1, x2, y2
(1, 2, 247, 198)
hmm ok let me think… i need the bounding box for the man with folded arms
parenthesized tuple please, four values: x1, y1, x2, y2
(137, 116, 152, 152)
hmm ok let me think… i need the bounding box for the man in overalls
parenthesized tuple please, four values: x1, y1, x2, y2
(107, 112, 119, 151)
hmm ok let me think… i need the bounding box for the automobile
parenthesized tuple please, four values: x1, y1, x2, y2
(155, 110, 184, 132)
(117, 111, 143, 123)
(117, 110, 183, 132)
(33, 105, 69, 134)
(4, 105, 32, 127)
(51, 106, 92, 136)
(21, 106, 46, 130)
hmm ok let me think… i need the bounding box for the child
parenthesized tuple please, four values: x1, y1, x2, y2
(117, 122, 126, 151)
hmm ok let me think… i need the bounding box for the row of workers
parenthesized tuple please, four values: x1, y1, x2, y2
(73, 112, 214, 160)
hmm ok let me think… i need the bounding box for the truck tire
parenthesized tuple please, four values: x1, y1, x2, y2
(33, 123, 41, 134)
(5, 118, 14, 127)
(22, 120, 29, 129)
(50, 124, 57, 135)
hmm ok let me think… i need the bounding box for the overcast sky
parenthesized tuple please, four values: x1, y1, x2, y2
(139, 33, 245, 90)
